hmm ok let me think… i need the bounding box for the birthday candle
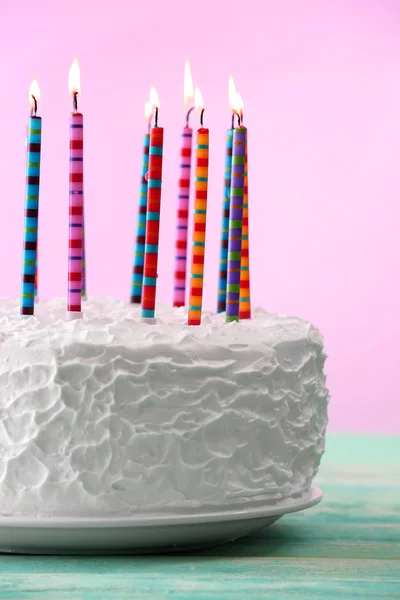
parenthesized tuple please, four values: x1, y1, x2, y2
(131, 101, 152, 304)
(217, 128, 233, 313)
(217, 76, 237, 314)
(173, 60, 194, 307)
(236, 94, 251, 320)
(239, 135, 251, 319)
(141, 88, 164, 321)
(226, 126, 247, 323)
(81, 202, 86, 300)
(67, 58, 84, 319)
(173, 126, 192, 307)
(34, 247, 38, 298)
(188, 88, 209, 326)
(20, 79, 42, 317)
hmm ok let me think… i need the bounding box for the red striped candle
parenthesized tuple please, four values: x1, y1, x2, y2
(239, 138, 251, 319)
(67, 59, 83, 320)
(141, 89, 164, 322)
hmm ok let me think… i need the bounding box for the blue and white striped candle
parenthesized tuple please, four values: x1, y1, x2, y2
(21, 80, 42, 317)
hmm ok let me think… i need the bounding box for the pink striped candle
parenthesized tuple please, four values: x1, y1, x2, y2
(67, 59, 83, 319)
(68, 111, 83, 318)
(173, 59, 194, 307)
(173, 125, 193, 307)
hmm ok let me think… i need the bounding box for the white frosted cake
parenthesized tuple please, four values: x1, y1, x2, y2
(0, 298, 329, 518)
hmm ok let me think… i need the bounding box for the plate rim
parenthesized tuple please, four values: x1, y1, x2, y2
(0, 486, 323, 529)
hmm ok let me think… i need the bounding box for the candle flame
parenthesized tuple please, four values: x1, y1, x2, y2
(194, 86, 204, 112)
(235, 92, 244, 117)
(69, 58, 81, 96)
(184, 59, 194, 107)
(29, 78, 40, 108)
(150, 86, 160, 109)
(144, 100, 153, 121)
(228, 75, 237, 111)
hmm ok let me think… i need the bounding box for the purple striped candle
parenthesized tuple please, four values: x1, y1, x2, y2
(226, 126, 247, 322)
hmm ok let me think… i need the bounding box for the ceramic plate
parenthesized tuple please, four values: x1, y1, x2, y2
(0, 486, 323, 554)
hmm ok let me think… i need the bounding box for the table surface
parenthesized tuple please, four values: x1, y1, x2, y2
(0, 434, 399, 599)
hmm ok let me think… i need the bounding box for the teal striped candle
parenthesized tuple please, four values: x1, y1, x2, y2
(131, 133, 150, 303)
(21, 98, 42, 317)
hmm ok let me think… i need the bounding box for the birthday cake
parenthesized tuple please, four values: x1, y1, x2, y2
(0, 298, 329, 518)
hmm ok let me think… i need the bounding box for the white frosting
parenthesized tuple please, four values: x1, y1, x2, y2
(0, 298, 329, 517)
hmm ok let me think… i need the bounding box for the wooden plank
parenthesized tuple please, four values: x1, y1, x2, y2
(0, 559, 399, 599)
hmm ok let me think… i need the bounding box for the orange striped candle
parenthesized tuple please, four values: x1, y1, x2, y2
(188, 88, 209, 326)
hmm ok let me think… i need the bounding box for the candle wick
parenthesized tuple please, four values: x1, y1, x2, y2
(232, 111, 241, 128)
(154, 106, 159, 128)
(186, 106, 194, 127)
(200, 108, 205, 127)
(148, 119, 151, 134)
(73, 92, 78, 113)
(31, 95, 37, 117)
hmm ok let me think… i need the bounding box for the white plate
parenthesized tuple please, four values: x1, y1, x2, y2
(0, 486, 323, 554)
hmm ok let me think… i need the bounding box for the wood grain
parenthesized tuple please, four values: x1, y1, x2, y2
(0, 434, 399, 599)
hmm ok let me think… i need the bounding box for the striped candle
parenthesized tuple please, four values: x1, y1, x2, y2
(81, 202, 86, 300)
(226, 126, 247, 322)
(34, 248, 38, 298)
(239, 138, 251, 319)
(141, 126, 164, 321)
(20, 115, 42, 316)
(217, 128, 233, 313)
(188, 127, 209, 326)
(173, 126, 193, 307)
(68, 111, 84, 316)
(131, 133, 150, 303)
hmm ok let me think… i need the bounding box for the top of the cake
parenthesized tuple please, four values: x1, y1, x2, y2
(0, 297, 324, 354)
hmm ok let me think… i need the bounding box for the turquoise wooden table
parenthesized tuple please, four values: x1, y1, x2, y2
(0, 434, 399, 599)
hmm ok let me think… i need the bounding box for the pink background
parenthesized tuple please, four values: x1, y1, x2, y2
(1, 0, 399, 432)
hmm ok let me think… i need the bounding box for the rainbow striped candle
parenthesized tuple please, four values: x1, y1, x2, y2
(141, 122, 164, 321)
(20, 85, 42, 317)
(173, 125, 192, 307)
(217, 128, 233, 313)
(131, 132, 150, 304)
(68, 111, 84, 317)
(239, 138, 251, 319)
(188, 126, 209, 326)
(226, 126, 246, 322)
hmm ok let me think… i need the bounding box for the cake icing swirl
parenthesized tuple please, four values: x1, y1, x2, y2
(0, 298, 329, 517)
